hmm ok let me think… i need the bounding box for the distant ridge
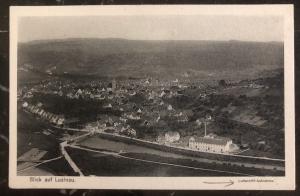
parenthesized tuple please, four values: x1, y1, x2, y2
(18, 38, 284, 80)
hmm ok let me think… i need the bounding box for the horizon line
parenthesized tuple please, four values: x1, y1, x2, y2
(18, 37, 284, 44)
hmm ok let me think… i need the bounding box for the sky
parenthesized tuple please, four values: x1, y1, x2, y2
(18, 15, 283, 42)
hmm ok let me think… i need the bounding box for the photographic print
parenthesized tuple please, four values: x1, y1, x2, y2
(9, 5, 295, 189)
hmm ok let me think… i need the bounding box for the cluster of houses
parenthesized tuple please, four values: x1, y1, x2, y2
(21, 77, 191, 102)
(19, 77, 243, 154)
(22, 102, 65, 126)
(84, 119, 137, 137)
(235, 80, 268, 89)
(66, 88, 114, 100)
(19, 77, 221, 140)
(119, 126, 137, 137)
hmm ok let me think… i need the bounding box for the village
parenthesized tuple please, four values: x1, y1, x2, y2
(17, 74, 276, 155)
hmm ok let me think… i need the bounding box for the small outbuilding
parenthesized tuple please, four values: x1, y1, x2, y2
(165, 131, 180, 143)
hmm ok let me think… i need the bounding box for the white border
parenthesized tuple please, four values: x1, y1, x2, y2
(9, 5, 295, 190)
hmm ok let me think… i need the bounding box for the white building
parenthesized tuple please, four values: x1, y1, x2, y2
(76, 89, 83, 95)
(104, 103, 112, 109)
(126, 113, 140, 120)
(159, 91, 166, 98)
(22, 102, 28, 108)
(165, 131, 180, 143)
(57, 117, 65, 125)
(189, 134, 233, 153)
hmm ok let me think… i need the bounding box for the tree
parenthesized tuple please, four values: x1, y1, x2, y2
(219, 79, 227, 87)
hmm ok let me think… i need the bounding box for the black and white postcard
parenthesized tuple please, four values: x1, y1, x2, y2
(9, 5, 295, 189)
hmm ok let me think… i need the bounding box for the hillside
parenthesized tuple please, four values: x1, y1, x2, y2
(18, 38, 283, 80)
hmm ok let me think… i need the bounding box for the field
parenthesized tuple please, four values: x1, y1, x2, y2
(74, 135, 284, 176)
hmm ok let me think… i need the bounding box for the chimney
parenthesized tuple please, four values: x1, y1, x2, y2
(204, 121, 207, 136)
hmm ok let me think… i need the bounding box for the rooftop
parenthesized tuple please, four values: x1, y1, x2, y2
(190, 136, 231, 146)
